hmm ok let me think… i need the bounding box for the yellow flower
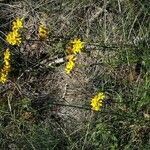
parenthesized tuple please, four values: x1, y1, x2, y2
(70, 38, 85, 54)
(6, 17, 23, 46)
(0, 72, 7, 83)
(6, 30, 21, 46)
(65, 55, 76, 74)
(12, 18, 23, 31)
(91, 92, 105, 111)
(38, 24, 48, 40)
(4, 48, 11, 61)
(0, 49, 11, 83)
(65, 38, 84, 74)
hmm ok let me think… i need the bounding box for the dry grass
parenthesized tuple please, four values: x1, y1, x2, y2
(0, 0, 149, 149)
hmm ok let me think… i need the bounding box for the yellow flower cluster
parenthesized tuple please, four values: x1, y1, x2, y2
(6, 18, 23, 46)
(65, 38, 85, 74)
(71, 39, 85, 54)
(6, 31, 21, 46)
(65, 55, 76, 74)
(12, 18, 23, 30)
(0, 49, 11, 83)
(38, 24, 48, 40)
(67, 38, 85, 54)
(91, 92, 105, 111)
